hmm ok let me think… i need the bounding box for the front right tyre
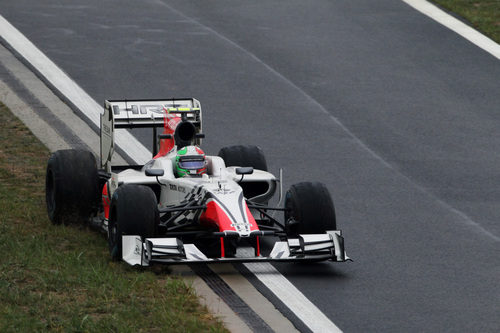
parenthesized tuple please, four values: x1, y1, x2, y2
(108, 184, 159, 260)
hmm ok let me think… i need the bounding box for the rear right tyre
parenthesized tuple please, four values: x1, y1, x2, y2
(218, 145, 268, 171)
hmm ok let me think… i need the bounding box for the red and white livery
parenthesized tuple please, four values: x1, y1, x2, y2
(45, 98, 350, 266)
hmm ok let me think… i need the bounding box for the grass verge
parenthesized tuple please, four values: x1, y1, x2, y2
(431, 0, 500, 43)
(0, 101, 227, 332)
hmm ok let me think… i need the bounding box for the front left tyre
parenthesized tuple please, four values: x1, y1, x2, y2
(108, 184, 159, 260)
(45, 149, 99, 225)
(284, 181, 337, 235)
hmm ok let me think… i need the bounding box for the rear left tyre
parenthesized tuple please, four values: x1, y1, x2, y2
(108, 184, 159, 260)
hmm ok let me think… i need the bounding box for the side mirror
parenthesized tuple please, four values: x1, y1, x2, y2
(145, 168, 164, 177)
(236, 167, 254, 175)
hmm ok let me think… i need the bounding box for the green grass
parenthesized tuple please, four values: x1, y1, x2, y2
(431, 0, 500, 43)
(0, 102, 227, 332)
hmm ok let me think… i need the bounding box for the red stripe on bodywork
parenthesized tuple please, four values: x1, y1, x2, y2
(200, 200, 260, 233)
(200, 200, 236, 231)
(102, 183, 111, 219)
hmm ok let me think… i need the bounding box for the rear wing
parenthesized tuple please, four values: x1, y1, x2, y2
(100, 98, 202, 171)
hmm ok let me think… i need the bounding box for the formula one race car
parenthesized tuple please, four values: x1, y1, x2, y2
(45, 98, 349, 266)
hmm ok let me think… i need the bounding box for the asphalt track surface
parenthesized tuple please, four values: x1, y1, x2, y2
(2, 1, 499, 331)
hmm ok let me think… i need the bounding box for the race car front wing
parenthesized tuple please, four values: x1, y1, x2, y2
(122, 231, 350, 266)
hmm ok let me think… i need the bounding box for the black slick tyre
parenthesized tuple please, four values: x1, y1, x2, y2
(45, 149, 99, 225)
(108, 184, 159, 260)
(285, 182, 337, 235)
(218, 145, 267, 171)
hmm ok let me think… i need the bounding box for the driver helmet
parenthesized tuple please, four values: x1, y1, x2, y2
(176, 146, 207, 177)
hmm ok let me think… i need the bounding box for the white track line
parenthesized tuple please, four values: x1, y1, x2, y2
(402, 0, 500, 59)
(0, 13, 342, 332)
(0, 15, 151, 163)
(244, 260, 342, 333)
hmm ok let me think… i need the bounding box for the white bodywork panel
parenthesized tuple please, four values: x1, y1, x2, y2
(122, 235, 143, 266)
(107, 153, 278, 231)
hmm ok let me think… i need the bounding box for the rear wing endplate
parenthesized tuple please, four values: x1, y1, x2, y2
(100, 98, 202, 171)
